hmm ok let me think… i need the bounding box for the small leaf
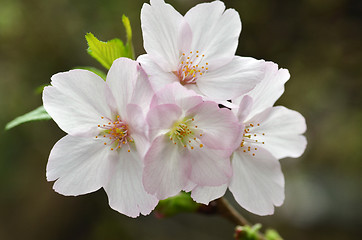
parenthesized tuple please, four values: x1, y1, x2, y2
(5, 106, 52, 130)
(122, 15, 134, 59)
(122, 15, 132, 43)
(155, 192, 200, 218)
(265, 229, 283, 240)
(74, 66, 107, 80)
(85, 33, 129, 70)
(34, 84, 49, 95)
(234, 224, 262, 240)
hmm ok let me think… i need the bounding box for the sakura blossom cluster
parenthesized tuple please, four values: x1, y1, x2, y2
(43, 0, 306, 218)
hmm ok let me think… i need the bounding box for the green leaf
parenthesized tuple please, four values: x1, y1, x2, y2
(85, 32, 129, 70)
(265, 229, 283, 240)
(74, 66, 107, 80)
(5, 106, 52, 130)
(155, 192, 200, 218)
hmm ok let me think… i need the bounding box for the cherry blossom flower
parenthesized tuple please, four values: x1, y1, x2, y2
(43, 58, 158, 217)
(143, 83, 241, 200)
(138, 0, 265, 101)
(191, 62, 307, 215)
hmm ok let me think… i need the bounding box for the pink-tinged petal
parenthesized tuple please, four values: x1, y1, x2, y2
(187, 101, 241, 152)
(247, 106, 307, 159)
(235, 61, 290, 117)
(141, 0, 183, 71)
(137, 54, 179, 92)
(47, 135, 115, 196)
(178, 19, 193, 53)
(150, 82, 203, 110)
(132, 64, 155, 113)
(191, 184, 228, 204)
(104, 147, 158, 218)
(183, 180, 197, 192)
(107, 58, 153, 117)
(229, 147, 285, 216)
(187, 147, 232, 186)
(184, 1, 241, 68)
(146, 103, 182, 140)
(126, 104, 150, 157)
(43, 70, 111, 136)
(234, 95, 254, 123)
(143, 135, 190, 199)
(197, 57, 265, 101)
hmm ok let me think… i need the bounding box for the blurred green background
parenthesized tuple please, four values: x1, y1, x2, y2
(1, 0, 361, 239)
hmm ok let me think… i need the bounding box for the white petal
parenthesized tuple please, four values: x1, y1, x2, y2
(141, 0, 183, 71)
(47, 135, 114, 196)
(143, 135, 190, 199)
(197, 57, 265, 100)
(137, 54, 179, 92)
(106, 58, 153, 117)
(191, 184, 228, 204)
(104, 147, 158, 218)
(229, 148, 285, 216)
(43, 70, 111, 136)
(235, 61, 290, 117)
(247, 106, 307, 159)
(185, 1, 241, 68)
(187, 147, 232, 187)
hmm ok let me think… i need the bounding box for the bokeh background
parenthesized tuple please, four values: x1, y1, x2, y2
(1, 0, 361, 239)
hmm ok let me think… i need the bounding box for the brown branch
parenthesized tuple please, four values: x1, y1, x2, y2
(198, 197, 266, 240)
(214, 197, 250, 226)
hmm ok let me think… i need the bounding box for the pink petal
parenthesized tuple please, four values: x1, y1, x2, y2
(187, 147, 232, 187)
(47, 135, 115, 196)
(229, 147, 285, 216)
(126, 104, 150, 157)
(197, 57, 265, 101)
(184, 1, 241, 68)
(104, 147, 158, 218)
(247, 106, 307, 159)
(141, 0, 183, 71)
(143, 135, 190, 199)
(150, 82, 203, 110)
(146, 103, 182, 140)
(187, 101, 241, 152)
(234, 95, 254, 123)
(43, 70, 111, 136)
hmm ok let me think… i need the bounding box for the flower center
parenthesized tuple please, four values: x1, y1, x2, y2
(96, 115, 134, 152)
(174, 51, 208, 85)
(168, 117, 203, 150)
(239, 123, 265, 156)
